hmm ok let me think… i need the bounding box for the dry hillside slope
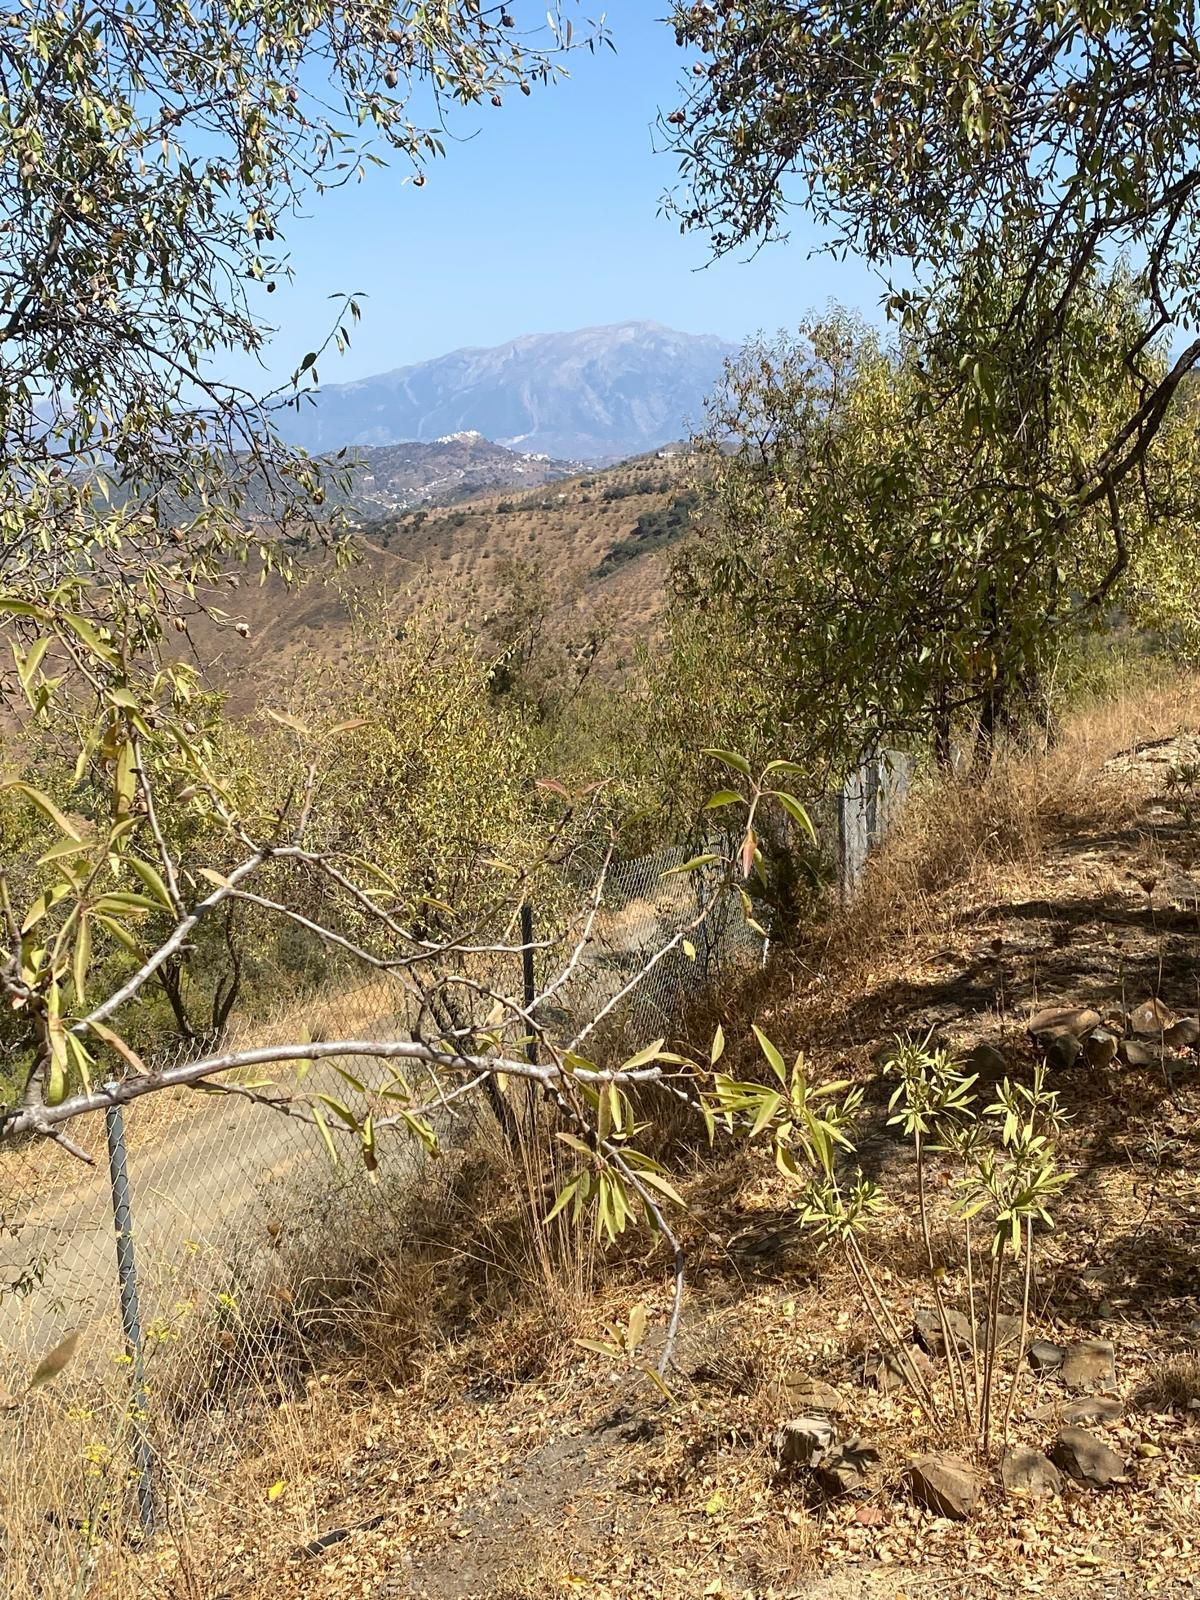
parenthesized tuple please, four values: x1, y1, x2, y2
(107, 677, 1200, 1600)
(199, 452, 696, 705)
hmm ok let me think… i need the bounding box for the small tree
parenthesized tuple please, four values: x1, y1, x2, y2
(720, 1025, 1070, 1459)
(671, 295, 1200, 770)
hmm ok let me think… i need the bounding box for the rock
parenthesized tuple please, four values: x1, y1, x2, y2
(1120, 1038, 1161, 1068)
(816, 1438, 880, 1498)
(1027, 1339, 1066, 1372)
(1062, 1339, 1116, 1393)
(987, 1313, 1024, 1349)
(1002, 1445, 1063, 1500)
(1052, 1425, 1128, 1487)
(859, 1348, 933, 1395)
(1029, 1005, 1102, 1039)
(965, 1042, 1007, 1076)
(775, 1415, 835, 1467)
(1128, 998, 1176, 1036)
(1040, 1027, 1082, 1069)
(782, 1376, 845, 1415)
(1064, 1396, 1123, 1425)
(909, 1452, 982, 1519)
(1163, 1016, 1200, 1049)
(1084, 1029, 1120, 1069)
(914, 1307, 976, 1357)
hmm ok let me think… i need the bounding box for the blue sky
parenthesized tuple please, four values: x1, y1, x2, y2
(237, 3, 887, 390)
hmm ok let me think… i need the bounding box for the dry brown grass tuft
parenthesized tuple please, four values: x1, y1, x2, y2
(1137, 1350, 1200, 1413)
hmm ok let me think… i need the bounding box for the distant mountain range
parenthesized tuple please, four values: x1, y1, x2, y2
(275, 322, 736, 461)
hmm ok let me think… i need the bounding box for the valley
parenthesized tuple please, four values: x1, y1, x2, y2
(204, 447, 700, 706)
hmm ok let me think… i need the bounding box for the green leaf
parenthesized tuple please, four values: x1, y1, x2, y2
(701, 748, 751, 777)
(71, 914, 91, 1007)
(626, 1302, 647, 1353)
(770, 790, 818, 844)
(311, 1104, 340, 1167)
(660, 853, 720, 878)
(634, 1169, 686, 1207)
(20, 882, 72, 933)
(316, 1093, 358, 1129)
(704, 789, 744, 810)
(92, 892, 158, 914)
(92, 913, 147, 958)
(14, 636, 51, 702)
(61, 614, 120, 668)
(574, 1337, 621, 1358)
(621, 1037, 667, 1072)
(64, 1030, 94, 1092)
(545, 1175, 582, 1223)
(710, 1023, 725, 1066)
(752, 1025, 788, 1086)
(126, 856, 173, 910)
(2, 782, 82, 841)
(749, 1088, 783, 1138)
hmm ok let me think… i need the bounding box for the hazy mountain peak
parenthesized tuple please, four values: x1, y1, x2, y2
(277, 322, 736, 460)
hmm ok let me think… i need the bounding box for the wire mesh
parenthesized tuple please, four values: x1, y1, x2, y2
(0, 760, 905, 1558)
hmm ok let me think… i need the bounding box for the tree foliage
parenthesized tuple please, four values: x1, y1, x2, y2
(664, 0, 1200, 524)
(672, 287, 1200, 769)
(0, 2, 621, 1144)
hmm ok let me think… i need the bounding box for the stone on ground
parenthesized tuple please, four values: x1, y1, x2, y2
(1084, 1029, 1120, 1069)
(1028, 1005, 1102, 1039)
(782, 1376, 845, 1415)
(816, 1438, 880, 1498)
(1040, 1027, 1082, 1069)
(1128, 998, 1176, 1036)
(1063, 1396, 1123, 1425)
(913, 1307, 975, 1357)
(965, 1042, 1007, 1076)
(1027, 1339, 1066, 1372)
(1001, 1445, 1063, 1500)
(1061, 1339, 1116, 1393)
(987, 1312, 1023, 1348)
(909, 1452, 982, 1520)
(859, 1347, 933, 1395)
(1052, 1425, 1128, 1487)
(775, 1415, 834, 1467)
(1120, 1038, 1162, 1068)
(1163, 1016, 1200, 1049)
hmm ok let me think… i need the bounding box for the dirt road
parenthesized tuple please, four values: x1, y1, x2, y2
(0, 1056, 412, 1370)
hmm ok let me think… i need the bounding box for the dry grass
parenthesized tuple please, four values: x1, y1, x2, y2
(0, 1090, 609, 1599)
(203, 453, 691, 710)
(9, 670, 1200, 1600)
(1137, 1351, 1200, 1413)
(776, 672, 1200, 1030)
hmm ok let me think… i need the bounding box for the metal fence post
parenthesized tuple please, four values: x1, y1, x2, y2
(520, 902, 537, 1065)
(105, 1097, 156, 1537)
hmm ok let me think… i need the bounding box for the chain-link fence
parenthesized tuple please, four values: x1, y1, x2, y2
(0, 756, 907, 1567)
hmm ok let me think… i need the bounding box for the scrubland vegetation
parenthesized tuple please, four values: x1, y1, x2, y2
(2, 1, 1200, 1597)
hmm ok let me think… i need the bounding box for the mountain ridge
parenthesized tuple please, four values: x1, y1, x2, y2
(276, 321, 735, 460)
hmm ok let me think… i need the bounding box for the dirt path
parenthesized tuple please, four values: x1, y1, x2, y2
(0, 1052, 409, 1368)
